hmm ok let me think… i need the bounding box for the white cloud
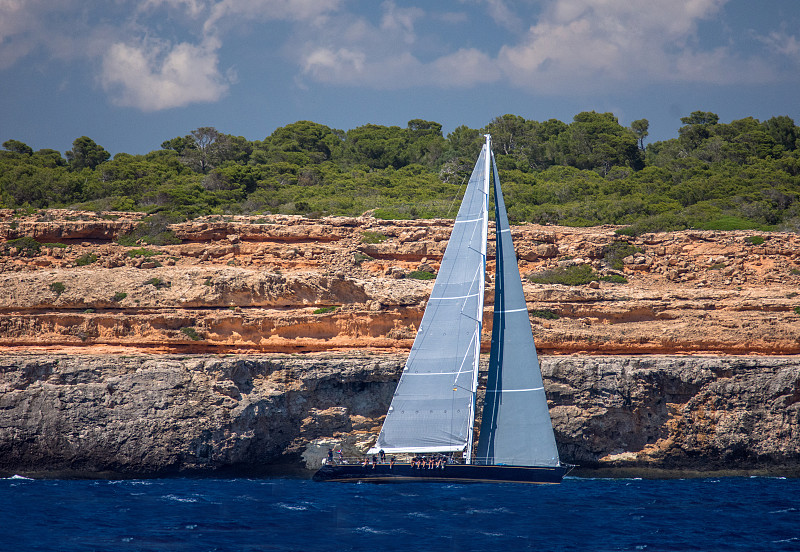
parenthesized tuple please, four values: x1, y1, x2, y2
(380, 1, 423, 45)
(140, 0, 209, 18)
(757, 31, 800, 58)
(100, 36, 230, 110)
(495, 0, 778, 92)
(296, 2, 499, 89)
(203, 0, 342, 34)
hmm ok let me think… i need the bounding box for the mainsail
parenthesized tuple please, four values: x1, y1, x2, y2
(475, 152, 561, 467)
(370, 140, 490, 455)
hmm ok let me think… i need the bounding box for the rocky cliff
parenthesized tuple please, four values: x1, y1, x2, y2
(1, 354, 798, 477)
(1, 210, 799, 476)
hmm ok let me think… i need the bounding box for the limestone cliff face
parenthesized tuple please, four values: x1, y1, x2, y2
(1, 210, 799, 476)
(1, 210, 799, 355)
(1, 354, 798, 477)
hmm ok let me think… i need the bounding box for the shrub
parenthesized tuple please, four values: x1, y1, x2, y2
(603, 241, 642, 270)
(112, 291, 127, 302)
(794, 306, 800, 315)
(529, 309, 559, 320)
(745, 236, 765, 245)
(408, 270, 436, 280)
(42, 242, 68, 249)
(353, 251, 373, 263)
(49, 281, 66, 295)
(180, 327, 202, 340)
(127, 248, 161, 258)
(75, 253, 98, 266)
(527, 264, 598, 286)
(791, 269, 800, 276)
(361, 231, 388, 244)
(708, 263, 726, 270)
(115, 214, 182, 246)
(6, 237, 41, 256)
(146, 277, 170, 289)
(599, 274, 628, 284)
(313, 306, 338, 314)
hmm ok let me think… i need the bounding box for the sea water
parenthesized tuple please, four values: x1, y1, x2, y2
(2, 475, 798, 551)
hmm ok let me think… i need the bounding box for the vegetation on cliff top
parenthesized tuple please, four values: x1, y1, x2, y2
(2, 112, 799, 234)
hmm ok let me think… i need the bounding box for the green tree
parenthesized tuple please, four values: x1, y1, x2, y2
(66, 136, 110, 170)
(161, 135, 195, 154)
(631, 119, 649, 150)
(763, 116, 798, 152)
(2, 139, 33, 156)
(406, 119, 446, 168)
(342, 124, 409, 169)
(180, 127, 233, 174)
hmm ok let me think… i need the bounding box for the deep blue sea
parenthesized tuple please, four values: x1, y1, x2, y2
(2, 475, 799, 551)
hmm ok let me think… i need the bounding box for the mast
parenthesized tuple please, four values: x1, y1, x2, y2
(475, 149, 561, 467)
(464, 134, 491, 464)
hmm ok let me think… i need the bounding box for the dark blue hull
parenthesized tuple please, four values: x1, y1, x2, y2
(313, 463, 568, 484)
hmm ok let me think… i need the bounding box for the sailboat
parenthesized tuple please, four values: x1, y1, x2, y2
(313, 135, 571, 484)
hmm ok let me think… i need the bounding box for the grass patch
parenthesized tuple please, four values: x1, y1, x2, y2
(146, 277, 171, 289)
(354, 251, 373, 263)
(111, 291, 127, 302)
(361, 231, 388, 244)
(708, 263, 726, 270)
(791, 268, 800, 276)
(745, 236, 765, 245)
(84, 308, 95, 314)
(49, 281, 66, 296)
(697, 216, 762, 231)
(599, 274, 628, 284)
(313, 305, 338, 314)
(180, 327, 203, 341)
(42, 242, 68, 249)
(127, 248, 161, 258)
(530, 309, 559, 320)
(527, 264, 598, 286)
(408, 270, 436, 280)
(75, 253, 98, 266)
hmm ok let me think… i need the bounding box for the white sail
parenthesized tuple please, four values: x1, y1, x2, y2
(475, 152, 561, 467)
(369, 140, 490, 455)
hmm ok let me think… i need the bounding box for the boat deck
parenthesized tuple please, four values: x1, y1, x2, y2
(313, 462, 568, 484)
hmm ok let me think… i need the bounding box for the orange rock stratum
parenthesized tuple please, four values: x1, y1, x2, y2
(1, 209, 799, 356)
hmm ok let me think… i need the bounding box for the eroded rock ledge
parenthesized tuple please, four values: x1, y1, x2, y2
(1, 210, 799, 356)
(1, 354, 798, 477)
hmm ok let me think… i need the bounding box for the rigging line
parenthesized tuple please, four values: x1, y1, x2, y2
(452, 329, 479, 387)
(445, 169, 472, 219)
(454, 216, 484, 224)
(429, 292, 481, 300)
(405, 371, 463, 376)
(485, 387, 544, 393)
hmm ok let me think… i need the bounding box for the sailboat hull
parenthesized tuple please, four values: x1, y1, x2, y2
(312, 463, 568, 484)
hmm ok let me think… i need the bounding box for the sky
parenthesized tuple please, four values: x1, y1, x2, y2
(1, 0, 799, 156)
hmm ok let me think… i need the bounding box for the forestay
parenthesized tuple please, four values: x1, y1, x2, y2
(370, 142, 490, 455)
(475, 152, 561, 467)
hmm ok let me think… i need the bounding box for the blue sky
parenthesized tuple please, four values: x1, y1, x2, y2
(1, 0, 799, 156)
